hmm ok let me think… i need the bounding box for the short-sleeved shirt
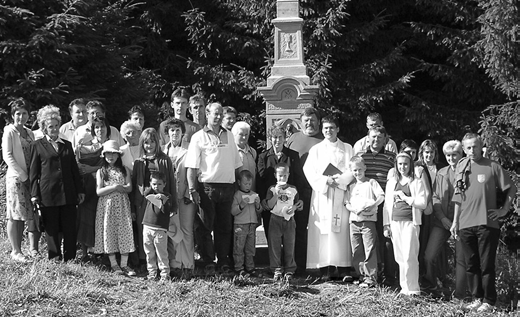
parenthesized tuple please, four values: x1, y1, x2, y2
(59, 121, 86, 142)
(346, 178, 384, 222)
(358, 148, 396, 190)
(452, 157, 513, 230)
(185, 126, 242, 183)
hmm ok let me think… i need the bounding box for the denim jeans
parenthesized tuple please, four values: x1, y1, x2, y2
(350, 221, 378, 282)
(233, 223, 257, 271)
(268, 214, 296, 273)
(197, 182, 234, 267)
(458, 225, 500, 305)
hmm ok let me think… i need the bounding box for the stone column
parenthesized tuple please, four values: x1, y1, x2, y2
(257, 0, 319, 134)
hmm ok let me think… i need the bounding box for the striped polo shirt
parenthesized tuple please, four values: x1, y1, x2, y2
(358, 148, 396, 190)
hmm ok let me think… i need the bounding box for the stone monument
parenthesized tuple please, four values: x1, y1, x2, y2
(255, 0, 318, 265)
(257, 0, 319, 133)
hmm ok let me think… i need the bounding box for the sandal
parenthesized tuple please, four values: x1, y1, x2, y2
(11, 252, 31, 263)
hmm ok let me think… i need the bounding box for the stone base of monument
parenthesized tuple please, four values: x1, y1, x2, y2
(254, 226, 269, 266)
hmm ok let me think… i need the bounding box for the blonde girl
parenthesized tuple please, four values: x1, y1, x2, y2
(383, 152, 427, 295)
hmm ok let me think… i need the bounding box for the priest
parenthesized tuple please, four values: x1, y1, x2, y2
(303, 115, 354, 281)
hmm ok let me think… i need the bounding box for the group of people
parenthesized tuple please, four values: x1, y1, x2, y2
(2, 91, 516, 312)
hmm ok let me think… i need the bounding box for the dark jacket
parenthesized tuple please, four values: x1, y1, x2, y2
(29, 137, 83, 207)
(256, 146, 303, 199)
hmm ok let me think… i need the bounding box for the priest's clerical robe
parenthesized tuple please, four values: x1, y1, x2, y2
(303, 139, 354, 269)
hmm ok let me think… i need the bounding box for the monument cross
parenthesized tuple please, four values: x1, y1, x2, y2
(257, 0, 319, 134)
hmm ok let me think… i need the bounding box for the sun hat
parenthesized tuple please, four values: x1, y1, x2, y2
(101, 140, 123, 156)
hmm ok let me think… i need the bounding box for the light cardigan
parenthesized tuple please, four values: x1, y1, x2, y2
(2, 124, 34, 182)
(383, 176, 427, 226)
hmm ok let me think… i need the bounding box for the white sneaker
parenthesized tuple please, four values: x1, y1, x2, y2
(476, 303, 494, 313)
(465, 298, 482, 311)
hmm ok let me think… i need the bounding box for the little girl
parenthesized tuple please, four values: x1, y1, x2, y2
(132, 128, 177, 272)
(91, 140, 136, 276)
(383, 152, 427, 296)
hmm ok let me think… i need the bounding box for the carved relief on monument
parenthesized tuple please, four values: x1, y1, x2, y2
(297, 103, 312, 109)
(281, 87, 297, 100)
(280, 32, 298, 59)
(267, 103, 283, 110)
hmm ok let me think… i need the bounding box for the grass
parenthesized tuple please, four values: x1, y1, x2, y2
(0, 238, 517, 317)
(0, 171, 519, 316)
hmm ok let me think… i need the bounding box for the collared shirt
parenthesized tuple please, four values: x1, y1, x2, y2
(353, 135, 398, 155)
(45, 134, 65, 152)
(359, 147, 396, 190)
(185, 125, 242, 183)
(59, 120, 85, 142)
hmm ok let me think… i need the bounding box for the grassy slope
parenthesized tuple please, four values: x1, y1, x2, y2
(0, 239, 516, 317)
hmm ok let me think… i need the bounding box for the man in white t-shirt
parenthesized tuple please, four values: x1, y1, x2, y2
(185, 102, 242, 273)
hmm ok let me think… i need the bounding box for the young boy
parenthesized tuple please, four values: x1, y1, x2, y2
(264, 162, 303, 282)
(344, 156, 384, 287)
(142, 171, 174, 282)
(231, 170, 262, 276)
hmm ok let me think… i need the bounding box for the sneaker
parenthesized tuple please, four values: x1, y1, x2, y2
(111, 265, 124, 275)
(273, 271, 283, 282)
(360, 279, 376, 288)
(476, 303, 494, 313)
(246, 269, 257, 277)
(284, 272, 294, 283)
(237, 270, 249, 277)
(465, 298, 482, 312)
(147, 272, 158, 281)
(159, 275, 171, 283)
(121, 266, 136, 277)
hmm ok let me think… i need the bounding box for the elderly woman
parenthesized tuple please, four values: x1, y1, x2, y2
(232, 121, 257, 191)
(423, 140, 467, 298)
(120, 120, 142, 173)
(29, 105, 84, 261)
(163, 118, 195, 278)
(2, 98, 40, 262)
